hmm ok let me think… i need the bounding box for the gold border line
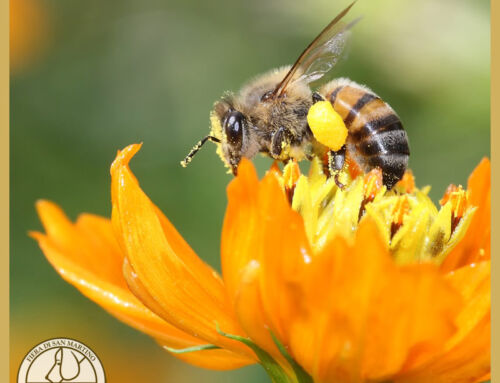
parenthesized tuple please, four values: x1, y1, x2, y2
(1, 0, 9, 380)
(491, 0, 498, 381)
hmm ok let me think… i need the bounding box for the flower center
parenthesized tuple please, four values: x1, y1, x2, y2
(276, 159, 476, 265)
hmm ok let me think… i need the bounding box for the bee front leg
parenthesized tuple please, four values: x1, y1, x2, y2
(329, 145, 346, 189)
(271, 127, 294, 159)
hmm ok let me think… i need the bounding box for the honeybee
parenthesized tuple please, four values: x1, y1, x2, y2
(181, 2, 409, 189)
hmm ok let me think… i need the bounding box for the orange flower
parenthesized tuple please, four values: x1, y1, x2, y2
(10, 0, 50, 72)
(32, 144, 490, 383)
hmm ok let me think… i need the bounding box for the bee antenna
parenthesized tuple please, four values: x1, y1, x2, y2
(180, 135, 221, 167)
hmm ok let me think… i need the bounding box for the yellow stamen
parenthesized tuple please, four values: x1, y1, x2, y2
(359, 168, 384, 221)
(390, 196, 410, 239)
(363, 168, 383, 202)
(440, 185, 469, 233)
(283, 160, 301, 203)
(395, 169, 416, 194)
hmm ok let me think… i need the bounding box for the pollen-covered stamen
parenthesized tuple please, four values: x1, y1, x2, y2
(390, 196, 410, 239)
(283, 160, 301, 204)
(364, 168, 384, 201)
(439, 184, 469, 234)
(396, 169, 415, 194)
(359, 168, 383, 221)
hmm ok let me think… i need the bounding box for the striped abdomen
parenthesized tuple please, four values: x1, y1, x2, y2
(324, 79, 410, 189)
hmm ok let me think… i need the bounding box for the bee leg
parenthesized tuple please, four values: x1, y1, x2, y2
(271, 127, 294, 158)
(312, 92, 324, 104)
(329, 145, 346, 189)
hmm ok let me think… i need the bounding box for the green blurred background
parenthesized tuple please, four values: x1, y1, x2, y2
(11, 0, 489, 381)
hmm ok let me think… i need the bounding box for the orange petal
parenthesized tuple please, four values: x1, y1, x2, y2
(280, 219, 461, 383)
(475, 372, 490, 383)
(222, 160, 314, 367)
(396, 261, 490, 383)
(221, 159, 260, 302)
(31, 202, 252, 369)
(120, 256, 251, 368)
(35, 200, 125, 286)
(232, 260, 287, 367)
(396, 318, 490, 383)
(110, 144, 252, 357)
(441, 158, 490, 272)
(256, 169, 313, 343)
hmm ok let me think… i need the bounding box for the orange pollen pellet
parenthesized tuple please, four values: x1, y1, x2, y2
(390, 196, 410, 238)
(396, 170, 415, 193)
(440, 184, 469, 233)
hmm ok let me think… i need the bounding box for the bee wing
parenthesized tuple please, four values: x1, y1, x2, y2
(271, 1, 359, 98)
(292, 19, 359, 84)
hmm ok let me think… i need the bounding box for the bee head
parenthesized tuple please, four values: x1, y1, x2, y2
(181, 97, 254, 175)
(210, 100, 253, 175)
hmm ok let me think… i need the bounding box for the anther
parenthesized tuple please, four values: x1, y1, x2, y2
(440, 184, 469, 234)
(359, 168, 383, 221)
(283, 160, 301, 204)
(396, 169, 415, 194)
(390, 196, 410, 239)
(364, 168, 383, 201)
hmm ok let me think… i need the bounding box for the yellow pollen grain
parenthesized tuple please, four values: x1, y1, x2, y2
(307, 101, 348, 151)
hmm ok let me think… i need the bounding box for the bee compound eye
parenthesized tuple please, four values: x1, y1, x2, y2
(224, 111, 245, 149)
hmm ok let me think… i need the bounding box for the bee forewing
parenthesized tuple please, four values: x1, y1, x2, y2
(272, 1, 359, 97)
(293, 28, 351, 85)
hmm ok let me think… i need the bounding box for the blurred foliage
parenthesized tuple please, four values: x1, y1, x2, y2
(11, 0, 489, 381)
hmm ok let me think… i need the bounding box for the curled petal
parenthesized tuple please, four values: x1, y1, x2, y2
(110, 144, 253, 358)
(31, 201, 252, 369)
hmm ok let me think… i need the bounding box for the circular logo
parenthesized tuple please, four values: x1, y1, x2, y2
(17, 338, 106, 383)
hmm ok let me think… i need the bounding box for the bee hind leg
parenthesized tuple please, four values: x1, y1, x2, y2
(312, 92, 324, 104)
(328, 145, 346, 189)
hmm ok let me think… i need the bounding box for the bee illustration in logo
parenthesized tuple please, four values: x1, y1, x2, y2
(45, 348, 85, 383)
(182, 2, 409, 189)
